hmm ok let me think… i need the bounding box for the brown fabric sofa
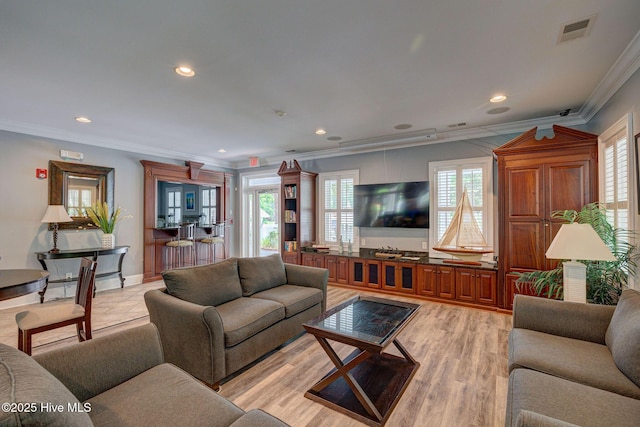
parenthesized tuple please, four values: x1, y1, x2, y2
(506, 290, 640, 426)
(144, 254, 328, 389)
(0, 323, 288, 427)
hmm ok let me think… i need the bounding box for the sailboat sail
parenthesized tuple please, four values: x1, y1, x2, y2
(433, 189, 492, 262)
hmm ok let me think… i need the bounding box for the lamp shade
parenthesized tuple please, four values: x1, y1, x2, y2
(41, 205, 73, 223)
(546, 223, 616, 261)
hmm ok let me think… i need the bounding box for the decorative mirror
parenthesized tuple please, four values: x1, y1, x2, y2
(48, 160, 114, 230)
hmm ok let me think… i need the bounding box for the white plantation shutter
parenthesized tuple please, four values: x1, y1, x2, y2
(429, 157, 493, 258)
(318, 171, 359, 249)
(600, 116, 631, 232)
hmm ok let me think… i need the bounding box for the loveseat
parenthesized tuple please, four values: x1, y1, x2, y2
(506, 290, 640, 426)
(0, 323, 288, 427)
(144, 254, 328, 389)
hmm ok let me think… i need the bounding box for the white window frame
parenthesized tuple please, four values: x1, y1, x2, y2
(428, 156, 494, 260)
(598, 112, 635, 233)
(318, 170, 359, 252)
(238, 169, 281, 257)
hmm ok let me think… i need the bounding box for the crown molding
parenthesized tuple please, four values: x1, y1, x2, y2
(580, 28, 640, 121)
(246, 114, 587, 169)
(0, 119, 234, 169)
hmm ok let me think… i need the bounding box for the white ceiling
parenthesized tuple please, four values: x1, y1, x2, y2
(1, 0, 639, 169)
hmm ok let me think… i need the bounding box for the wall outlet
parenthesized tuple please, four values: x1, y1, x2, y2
(421, 242, 427, 250)
(65, 272, 73, 280)
(361, 239, 366, 246)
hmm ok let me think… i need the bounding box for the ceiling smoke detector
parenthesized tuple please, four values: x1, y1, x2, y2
(558, 15, 597, 44)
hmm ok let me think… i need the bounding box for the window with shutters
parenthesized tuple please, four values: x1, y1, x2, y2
(201, 187, 217, 225)
(166, 187, 182, 225)
(599, 113, 634, 233)
(428, 157, 493, 259)
(318, 170, 359, 250)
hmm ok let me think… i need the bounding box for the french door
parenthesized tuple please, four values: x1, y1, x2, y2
(242, 175, 280, 257)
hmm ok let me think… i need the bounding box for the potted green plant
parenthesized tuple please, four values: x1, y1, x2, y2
(86, 202, 123, 248)
(516, 202, 638, 305)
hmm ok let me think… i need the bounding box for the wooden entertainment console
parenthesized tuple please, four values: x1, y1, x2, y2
(301, 249, 499, 311)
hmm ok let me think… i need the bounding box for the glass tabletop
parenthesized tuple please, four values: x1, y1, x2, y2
(306, 297, 419, 345)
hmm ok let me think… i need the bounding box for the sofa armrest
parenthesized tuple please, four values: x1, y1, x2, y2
(512, 294, 615, 344)
(284, 263, 329, 312)
(33, 323, 164, 402)
(516, 410, 580, 427)
(144, 288, 226, 386)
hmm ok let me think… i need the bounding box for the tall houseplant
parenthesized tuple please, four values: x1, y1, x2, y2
(516, 202, 637, 305)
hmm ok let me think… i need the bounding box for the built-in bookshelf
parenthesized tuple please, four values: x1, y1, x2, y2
(278, 160, 317, 264)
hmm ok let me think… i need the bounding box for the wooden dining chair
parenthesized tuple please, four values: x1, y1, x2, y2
(15, 257, 97, 355)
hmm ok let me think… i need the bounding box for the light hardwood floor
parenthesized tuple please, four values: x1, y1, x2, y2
(0, 283, 512, 427)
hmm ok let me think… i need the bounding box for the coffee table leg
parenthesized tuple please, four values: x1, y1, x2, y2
(312, 336, 383, 421)
(393, 339, 417, 364)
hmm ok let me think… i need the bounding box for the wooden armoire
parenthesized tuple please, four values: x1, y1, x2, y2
(493, 125, 599, 309)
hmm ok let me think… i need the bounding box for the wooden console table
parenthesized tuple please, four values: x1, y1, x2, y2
(35, 246, 129, 298)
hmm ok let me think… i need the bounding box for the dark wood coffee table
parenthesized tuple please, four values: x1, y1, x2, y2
(303, 296, 420, 426)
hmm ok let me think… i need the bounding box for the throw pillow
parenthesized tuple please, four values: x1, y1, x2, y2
(162, 258, 242, 306)
(605, 289, 640, 387)
(237, 254, 287, 296)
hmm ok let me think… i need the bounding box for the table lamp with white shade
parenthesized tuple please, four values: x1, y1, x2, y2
(545, 223, 616, 303)
(41, 205, 73, 253)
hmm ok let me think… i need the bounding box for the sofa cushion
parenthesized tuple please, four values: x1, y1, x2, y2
(606, 289, 640, 387)
(509, 328, 640, 399)
(87, 363, 245, 427)
(251, 285, 323, 318)
(215, 297, 285, 347)
(0, 343, 92, 427)
(237, 254, 287, 296)
(506, 369, 640, 427)
(162, 258, 242, 306)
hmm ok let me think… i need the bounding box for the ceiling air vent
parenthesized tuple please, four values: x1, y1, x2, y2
(558, 15, 596, 44)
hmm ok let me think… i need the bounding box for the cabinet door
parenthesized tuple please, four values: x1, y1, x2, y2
(282, 253, 299, 264)
(397, 263, 416, 294)
(336, 257, 349, 284)
(349, 258, 366, 286)
(301, 253, 314, 267)
(367, 260, 381, 289)
(476, 270, 497, 305)
(382, 262, 397, 290)
(313, 255, 325, 268)
(416, 264, 437, 297)
(325, 256, 337, 283)
(438, 266, 456, 299)
(455, 267, 476, 302)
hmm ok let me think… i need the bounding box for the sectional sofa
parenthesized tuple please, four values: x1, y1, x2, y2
(0, 323, 288, 426)
(144, 254, 328, 389)
(506, 290, 640, 426)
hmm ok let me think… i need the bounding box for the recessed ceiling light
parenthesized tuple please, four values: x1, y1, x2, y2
(394, 124, 412, 130)
(218, 149, 226, 153)
(75, 116, 92, 123)
(490, 95, 507, 103)
(315, 128, 327, 135)
(274, 109, 287, 118)
(174, 66, 195, 77)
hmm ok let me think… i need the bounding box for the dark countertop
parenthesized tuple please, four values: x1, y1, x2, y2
(302, 248, 498, 271)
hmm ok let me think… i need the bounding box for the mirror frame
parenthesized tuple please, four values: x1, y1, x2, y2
(48, 160, 115, 230)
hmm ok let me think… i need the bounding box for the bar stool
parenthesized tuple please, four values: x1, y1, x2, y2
(199, 224, 225, 264)
(165, 223, 196, 268)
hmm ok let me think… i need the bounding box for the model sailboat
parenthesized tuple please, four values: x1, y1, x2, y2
(433, 189, 493, 264)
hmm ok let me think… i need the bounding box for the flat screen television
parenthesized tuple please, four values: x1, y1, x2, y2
(354, 181, 429, 228)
